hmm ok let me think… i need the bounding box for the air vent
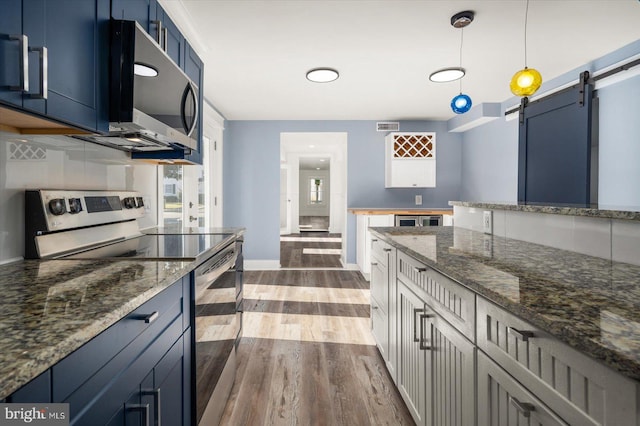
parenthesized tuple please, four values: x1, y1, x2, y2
(377, 122, 400, 132)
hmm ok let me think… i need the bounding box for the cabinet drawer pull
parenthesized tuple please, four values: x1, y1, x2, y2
(142, 388, 161, 426)
(3, 34, 29, 92)
(153, 20, 163, 46)
(162, 28, 168, 52)
(508, 327, 534, 341)
(28, 46, 47, 99)
(413, 266, 427, 273)
(372, 305, 379, 310)
(413, 308, 424, 342)
(419, 313, 434, 351)
(383, 248, 392, 252)
(126, 403, 150, 426)
(371, 262, 378, 266)
(143, 311, 159, 324)
(509, 396, 535, 418)
(371, 239, 378, 242)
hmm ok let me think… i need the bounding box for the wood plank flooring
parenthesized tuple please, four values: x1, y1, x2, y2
(280, 233, 342, 268)
(219, 269, 414, 425)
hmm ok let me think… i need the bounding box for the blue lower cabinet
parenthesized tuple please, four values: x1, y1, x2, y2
(6, 370, 51, 403)
(6, 278, 193, 425)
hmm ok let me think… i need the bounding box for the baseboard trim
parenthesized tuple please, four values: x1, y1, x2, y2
(244, 260, 281, 270)
(340, 262, 360, 271)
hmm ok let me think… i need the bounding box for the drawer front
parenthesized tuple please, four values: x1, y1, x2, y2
(477, 351, 568, 426)
(398, 251, 475, 341)
(53, 279, 184, 402)
(370, 260, 388, 314)
(371, 238, 391, 267)
(477, 298, 638, 426)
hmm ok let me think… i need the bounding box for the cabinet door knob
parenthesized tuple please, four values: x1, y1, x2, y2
(509, 396, 535, 418)
(508, 327, 534, 342)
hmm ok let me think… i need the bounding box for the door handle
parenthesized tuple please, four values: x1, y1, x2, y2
(412, 308, 424, 342)
(189, 215, 197, 222)
(142, 388, 161, 426)
(181, 81, 198, 137)
(126, 404, 150, 426)
(2, 34, 29, 92)
(162, 28, 168, 52)
(28, 46, 47, 99)
(419, 313, 434, 351)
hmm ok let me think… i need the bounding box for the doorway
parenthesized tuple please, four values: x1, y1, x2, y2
(279, 132, 347, 268)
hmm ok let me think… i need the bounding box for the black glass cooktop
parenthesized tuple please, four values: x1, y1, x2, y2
(61, 233, 234, 261)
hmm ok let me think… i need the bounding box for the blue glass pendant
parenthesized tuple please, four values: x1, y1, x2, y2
(451, 93, 472, 114)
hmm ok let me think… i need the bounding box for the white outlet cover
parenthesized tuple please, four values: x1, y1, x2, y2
(415, 195, 423, 205)
(483, 211, 493, 234)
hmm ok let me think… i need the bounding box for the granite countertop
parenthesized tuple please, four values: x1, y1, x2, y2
(449, 200, 640, 221)
(370, 226, 640, 382)
(349, 208, 453, 215)
(0, 259, 195, 399)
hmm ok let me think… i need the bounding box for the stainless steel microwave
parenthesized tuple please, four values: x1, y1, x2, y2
(395, 215, 443, 227)
(76, 20, 198, 152)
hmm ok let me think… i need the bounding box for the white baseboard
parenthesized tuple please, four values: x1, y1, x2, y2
(340, 262, 360, 271)
(243, 260, 281, 270)
(0, 256, 23, 266)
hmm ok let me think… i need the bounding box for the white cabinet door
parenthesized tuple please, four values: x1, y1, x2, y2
(478, 351, 568, 426)
(385, 133, 436, 188)
(397, 280, 428, 425)
(356, 214, 394, 280)
(427, 313, 476, 426)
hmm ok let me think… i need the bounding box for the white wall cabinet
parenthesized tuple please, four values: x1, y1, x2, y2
(385, 133, 436, 188)
(356, 214, 394, 280)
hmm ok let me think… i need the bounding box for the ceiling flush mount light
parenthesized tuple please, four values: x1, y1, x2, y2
(429, 67, 465, 83)
(306, 68, 339, 83)
(450, 11, 474, 114)
(510, 0, 542, 96)
(134, 62, 158, 77)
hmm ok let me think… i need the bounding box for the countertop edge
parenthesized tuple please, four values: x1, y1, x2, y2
(370, 227, 640, 383)
(0, 264, 192, 400)
(449, 201, 640, 221)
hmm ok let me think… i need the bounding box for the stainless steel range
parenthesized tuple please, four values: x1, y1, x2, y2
(25, 189, 242, 426)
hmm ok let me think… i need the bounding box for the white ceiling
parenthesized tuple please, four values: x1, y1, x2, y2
(165, 0, 640, 121)
(299, 157, 330, 170)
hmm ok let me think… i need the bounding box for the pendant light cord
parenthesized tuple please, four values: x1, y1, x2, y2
(524, 0, 530, 67)
(459, 28, 464, 93)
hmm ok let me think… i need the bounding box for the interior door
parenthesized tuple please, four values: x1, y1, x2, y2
(280, 165, 292, 235)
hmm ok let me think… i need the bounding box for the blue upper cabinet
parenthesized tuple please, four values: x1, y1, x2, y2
(156, 4, 185, 68)
(0, 0, 24, 108)
(0, 0, 110, 132)
(111, 0, 157, 33)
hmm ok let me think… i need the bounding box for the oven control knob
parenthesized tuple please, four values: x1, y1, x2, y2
(68, 198, 83, 214)
(123, 197, 136, 209)
(135, 197, 144, 208)
(48, 199, 66, 216)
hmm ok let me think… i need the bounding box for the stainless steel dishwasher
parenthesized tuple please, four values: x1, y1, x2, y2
(193, 241, 240, 426)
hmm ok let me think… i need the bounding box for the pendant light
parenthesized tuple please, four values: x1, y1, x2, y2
(450, 11, 473, 114)
(510, 0, 542, 96)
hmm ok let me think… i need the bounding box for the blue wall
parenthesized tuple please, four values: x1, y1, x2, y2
(223, 120, 462, 262)
(460, 40, 640, 207)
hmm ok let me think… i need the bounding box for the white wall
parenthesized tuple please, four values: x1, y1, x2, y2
(0, 132, 158, 263)
(299, 169, 329, 217)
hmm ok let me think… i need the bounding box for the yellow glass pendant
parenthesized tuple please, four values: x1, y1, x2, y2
(510, 67, 542, 96)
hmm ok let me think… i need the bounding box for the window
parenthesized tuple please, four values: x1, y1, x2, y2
(310, 178, 324, 204)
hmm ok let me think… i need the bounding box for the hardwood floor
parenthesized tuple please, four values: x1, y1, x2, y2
(280, 233, 342, 268)
(219, 270, 414, 425)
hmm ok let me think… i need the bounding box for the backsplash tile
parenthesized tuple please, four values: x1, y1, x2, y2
(0, 132, 158, 263)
